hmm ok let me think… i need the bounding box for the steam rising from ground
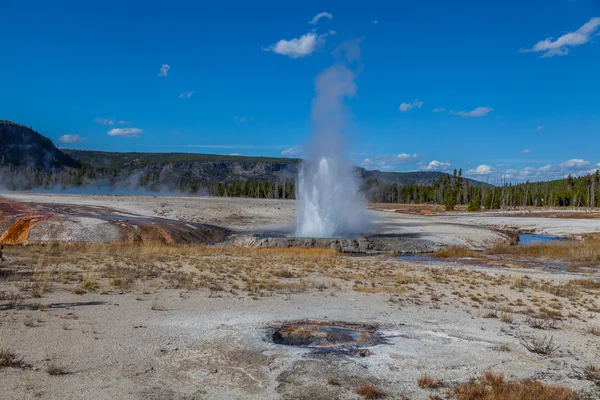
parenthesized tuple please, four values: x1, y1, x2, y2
(295, 60, 369, 238)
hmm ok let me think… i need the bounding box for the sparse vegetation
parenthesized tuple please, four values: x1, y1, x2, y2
(582, 364, 600, 385)
(433, 247, 480, 259)
(356, 384, 385, 399)
(519, 333, 559, 355)
(488, 234, 600, 265)
(46, 361, 68, 376)
(495, 344, 511, 352)
(417, 375, 445, 389)
(0, 348, 25, 369)
(327, 377, 341, 386)
(449, 372, 575, 400)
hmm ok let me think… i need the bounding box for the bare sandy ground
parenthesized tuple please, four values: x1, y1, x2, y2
(1, 193, 509, 250)
(1, 193, 600, 399)
(441, 212, 600, 237)
(1, 261, 599, 400)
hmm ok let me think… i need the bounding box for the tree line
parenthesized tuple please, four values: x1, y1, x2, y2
(366, 169, 600, 210)
(3, 161, 599, 210)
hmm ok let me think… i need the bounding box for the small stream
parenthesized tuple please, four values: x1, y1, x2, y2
(517, 233, 566, 246)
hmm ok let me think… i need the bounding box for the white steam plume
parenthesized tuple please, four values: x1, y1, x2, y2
(295, 46, 369, 238)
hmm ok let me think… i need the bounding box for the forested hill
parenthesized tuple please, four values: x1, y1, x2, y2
(0, 119, 490, 197)
(63, 149, 487, 187)
(0, 121, 80, 170)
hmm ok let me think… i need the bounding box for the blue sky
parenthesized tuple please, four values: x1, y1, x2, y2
(1, 0, 599, 182)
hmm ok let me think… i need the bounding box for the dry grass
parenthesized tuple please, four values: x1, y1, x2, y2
(488, 234, 600, 265)
(2, 242, 599, 325)
(582, 364, 600, 385)
(526, 316, 558, 330)
(46, 361, 67, 376)
(417, 375, 446, 389)
(0, 348, 25, 369)
(356, 384, 385, 399)
(327, 377, 341, 386)
(450, 372, 575, 400)
(519, 333, 559, 355)
(587, 326, 600, 336)
(433, 247, 480, 259)
(495, 344, 511, 352)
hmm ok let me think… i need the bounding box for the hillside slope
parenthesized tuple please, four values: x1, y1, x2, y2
(0, 121, 80, 170)
(64, 149, 487, 187)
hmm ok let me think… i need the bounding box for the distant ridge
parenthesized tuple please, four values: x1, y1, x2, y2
(0, 120, 80, 170)
(0, 119, 489, 192)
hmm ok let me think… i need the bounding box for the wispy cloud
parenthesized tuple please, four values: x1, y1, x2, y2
(521, 17, 600, 57)
(559, 158, 591, 168)
(158, 64, 171, 77)
(281, 147, 302, 156)
(95, 118, 129, 125)
(107, 128, 143, 137)
(465, 158, 600, 182)
(433, 108, 445, 113)
(399, 100, 423, 112)
(179, 91, 194, 99)
(449, 107, 493, 117)
(58, 134, 85, 144)
(537, 125, 544, 131)
(94, 117, 114, 125)
(264, 32, 327, 58)
(521, 149, 532, 154)
(362, 153, 422, 171)
(371, 20, 379, 24)
(309, 12, 333, 25)
(185, 144, 287, 149)
(422, 160, 451, 171)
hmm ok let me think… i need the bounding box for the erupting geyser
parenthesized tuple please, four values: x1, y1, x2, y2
(295, 60, 368, 238)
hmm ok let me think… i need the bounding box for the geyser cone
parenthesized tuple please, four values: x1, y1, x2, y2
(295, 62, 368, 238)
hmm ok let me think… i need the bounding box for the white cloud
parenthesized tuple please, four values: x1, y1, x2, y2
(371, 20, 378, 24)
(521, 17, 600, 57)
(467, 164, 493, 175)
(107, 128, 143, 137)
(264, 32, 325, 58)
(179, 91, 194, 99)
(450, 107, 493, 117)
(158, 64, 171, 77)
(58, 134, 84, 144)
(362, 153, 422, 170)
(521, 149, 532, 154)
(433, 108, 445, 113)
(396, 153, 420, 162)
(559, 158, 591, 168)
(502, 159, 599, 182)
(537, 125, 544, 131)
(281, 147, 302, 156)
(399, 100, 423, 112)
(117, 120, 131, 125)
(229, 153, 240, 156)
(309, 12, 333, 25)
(423, 160, 451, 171)
(94, 117, 114, 125)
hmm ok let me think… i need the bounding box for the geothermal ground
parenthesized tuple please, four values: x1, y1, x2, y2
(1, 193, 600, 399)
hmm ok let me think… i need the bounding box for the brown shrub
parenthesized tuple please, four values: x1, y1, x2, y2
(451, 372, 574, 400)
(418, 375, 445, 389)
(356, 384, 385, 399)
(433, 247, 480, 259)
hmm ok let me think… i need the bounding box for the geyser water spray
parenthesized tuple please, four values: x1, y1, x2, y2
(295, 61, 368, 238)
